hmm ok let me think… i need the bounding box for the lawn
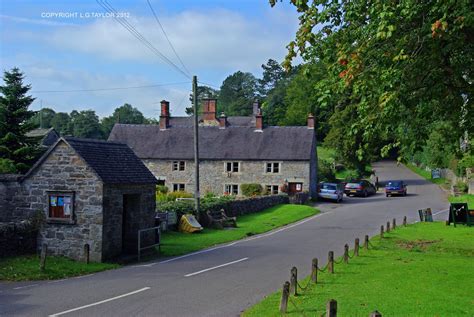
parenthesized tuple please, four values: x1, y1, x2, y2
(160, 204, 318, 257)
(0, 255, 119, 281)
(449, 194, 474, 206)
(244, 222, 474, 316)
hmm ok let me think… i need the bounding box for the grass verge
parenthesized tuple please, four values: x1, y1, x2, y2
(161, 204, 318, 257)
(448, 194, 474, 206)
(0, 255, 119, 281)
(406, 163, 450, 188)
(244, 222, 474, 316)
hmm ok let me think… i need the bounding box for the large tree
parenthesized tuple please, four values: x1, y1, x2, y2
(272, 0, 473, 170)
(71, 110, 103, 139)
(0, 68, 40, 173)
(101, 103, 147, 138)
(30, 107, 56, 129)
(219, 71, 258, 116)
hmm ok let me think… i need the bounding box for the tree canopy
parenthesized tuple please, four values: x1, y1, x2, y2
(219, 71, 258, 116)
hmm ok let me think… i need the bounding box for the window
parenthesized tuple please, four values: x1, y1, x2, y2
(172, 161, 185, 171)
(266, 162, 280, 173)
(225, 162, 239, 173)
(173, 183, 186, 192)
(48, 192, 74, 221)
(265, 185, 279, 195)
(224, 184, 239, 195)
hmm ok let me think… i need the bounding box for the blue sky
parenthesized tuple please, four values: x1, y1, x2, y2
(0, 0, 300, 118)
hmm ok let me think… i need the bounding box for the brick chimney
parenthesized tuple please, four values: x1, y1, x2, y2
(307, 113, 315, 129)
(203, 98, 217, 121)
(219, 112, 227, 129)
(160, 100, 170, 130)
(255, 109, 263, 132)
(253, 100, 261, 116)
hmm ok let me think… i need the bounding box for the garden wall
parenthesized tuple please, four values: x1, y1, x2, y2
(0, 220, 38, 258)
(220, 194, 290, 217)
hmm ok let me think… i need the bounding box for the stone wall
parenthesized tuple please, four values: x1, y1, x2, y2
(19, 142, 104, 262)
(0, 175, 22, 222)
(102, 184, 156, 260)
(144, 159, 311, 195)
(0, 220, 38, 258)
(222, 195, 290, 217)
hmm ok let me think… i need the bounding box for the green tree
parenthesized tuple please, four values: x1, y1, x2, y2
(71, 110, 103, 139)
(101, 103, 147, 138)
(258, 59, 285, 96)
(0, 68, 40, 173)
(186, 85, 219, 115)
(30, 107, 56, 129)
(219, 71, 258, 116)
(51, 112, 72, 135)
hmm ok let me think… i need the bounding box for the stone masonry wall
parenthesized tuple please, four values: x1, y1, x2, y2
(0, 220, 38, 258)
(144, 159, 311, 195)
(18, 142, 104, 262)
(0, 175, 22, 222)
(102, 184, 156, 260)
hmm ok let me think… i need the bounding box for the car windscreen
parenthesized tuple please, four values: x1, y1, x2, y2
(387, 181, 401, 187)
(322, 184, 337, 190)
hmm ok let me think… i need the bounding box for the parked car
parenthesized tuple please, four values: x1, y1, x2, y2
(385, 180, 407, 197)
(318, 182, 344, 202)
(344, 180, 376, 197)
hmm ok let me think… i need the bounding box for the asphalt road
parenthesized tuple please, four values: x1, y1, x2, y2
(0, 161, 450, 316)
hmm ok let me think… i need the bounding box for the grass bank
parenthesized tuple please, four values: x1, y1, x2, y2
(161, 204, 318, 257)
(244, 222, 474, 316)
(0, 255, 119, 281)
(449, 194, 474, 206)
(406, 163, 450, 188)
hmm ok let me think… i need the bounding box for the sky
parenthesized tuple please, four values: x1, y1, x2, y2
(0, 0, 301, 119)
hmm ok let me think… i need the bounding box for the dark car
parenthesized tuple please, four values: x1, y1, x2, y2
(344, 180, 376, 197)
(385, 180, 407, 197)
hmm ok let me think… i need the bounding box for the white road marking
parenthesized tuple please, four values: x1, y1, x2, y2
(158, 211, 329, 265)
(433, 209, 448, 216)
(48, 279, 68, 284)
(184, 257, 249, 277)
(48, 287, 151, 316)
(73, 273, 94, 279)
(13, 284, 38, 290)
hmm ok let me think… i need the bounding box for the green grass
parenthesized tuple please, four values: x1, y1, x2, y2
(244, 222, 474, 316)
(406, 163, 450, 188)
(0, 255, 119, 281)
(160, 204, 318, 257)
(449, 194, 474, 206)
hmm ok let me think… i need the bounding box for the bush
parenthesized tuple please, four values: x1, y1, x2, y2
(156, 185, 169, 194)
(156, 190, 193, 202)
(156, 200, 194, 216)
(318, 160, 336, 182)
(455, 181, 468, 193)
(0, 158, 17, 174)
(457, 154, 474, 178)
(241, 183, 263, 197)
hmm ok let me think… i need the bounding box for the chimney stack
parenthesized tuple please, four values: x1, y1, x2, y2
(160, 100, 170, 130)
(219, 112, 227, 129)
(307, 113, 315, 129)
(255, 109, 263, 131)
(252, 100, 261, 116)
(203, 98, 217, 121)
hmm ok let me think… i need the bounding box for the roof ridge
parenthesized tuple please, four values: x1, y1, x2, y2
(65, 137, 125, 145)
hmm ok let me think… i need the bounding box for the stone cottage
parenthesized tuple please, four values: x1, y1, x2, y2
(1, 137, 157, 262)
(108, 99, 317, 197)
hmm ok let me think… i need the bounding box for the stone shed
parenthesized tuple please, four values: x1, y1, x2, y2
(9, 137, 157, 262)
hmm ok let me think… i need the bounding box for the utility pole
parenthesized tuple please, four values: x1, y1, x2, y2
(40, 99, 43, 129)
(193, 75, 200, 217)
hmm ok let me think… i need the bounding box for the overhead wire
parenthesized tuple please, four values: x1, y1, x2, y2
(31, 82, 190, 93)
(146, 0, 191, 77)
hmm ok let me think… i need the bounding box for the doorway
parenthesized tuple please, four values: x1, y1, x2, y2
(122, 194, 140, 254)
(288, 182, 303, 195)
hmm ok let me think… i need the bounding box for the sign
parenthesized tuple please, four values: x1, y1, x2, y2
(431, 169, 441, 179)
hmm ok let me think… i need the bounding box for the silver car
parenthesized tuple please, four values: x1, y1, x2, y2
(318, 182, 344, 203)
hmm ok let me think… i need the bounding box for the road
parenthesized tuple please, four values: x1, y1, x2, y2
(0, 161, 450, 316)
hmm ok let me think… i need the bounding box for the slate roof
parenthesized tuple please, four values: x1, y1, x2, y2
(64, 137, 157, 184)
(108, 123, 315, 161)
(168, 116, 254, 127)
(26, 128, 60, 146)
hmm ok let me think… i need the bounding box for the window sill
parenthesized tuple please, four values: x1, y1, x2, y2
(46, 218, 76, 225)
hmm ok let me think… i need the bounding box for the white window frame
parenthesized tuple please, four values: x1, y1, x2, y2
(224, 184, 239, 195)
(265, 185, 279, 195)
(265, 162, 280, 173)
(172, 183, 186, 192)
(172, 161, 186, 171)
(225, 161, 240, 173)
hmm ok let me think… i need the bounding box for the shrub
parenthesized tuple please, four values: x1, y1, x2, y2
(156, 200, 194, 216)
(0, 158, 17, 174)
(241, 183, 263, 197)
(455, 181, 468, 193)
(318, 160, 336, 182)
(156, 185, 169, 194)
(457, 154, 474, 178)
(156, 190, 193, 202)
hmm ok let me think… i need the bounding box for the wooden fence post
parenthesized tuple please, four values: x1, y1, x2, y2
(279, 281, 290, 313)
(380, 225, 384, 238)
(343, 244, 349, 263)
(328, 251, 334, 273)
(84, 243, 90, 264)
(40, 243, 47, 271)
(311, 258, 318, 283)
(326, 299, 337, 317)
(392, 218, 396, 229)
(290, 267, 298, 296)
(370, 310, 382, 317)
(364, 235, 369, 249)
(354, 238, 360, 256)
(403, 216, 407, 226)
(386, 221, 390, 232)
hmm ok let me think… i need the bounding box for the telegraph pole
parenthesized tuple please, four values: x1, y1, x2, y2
(193, 75, 200, 217)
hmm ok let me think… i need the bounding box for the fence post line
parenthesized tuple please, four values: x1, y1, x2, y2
(354, 238, 360, 256)
(392, 218, 396, 229)
(386, 221, 390, 232)
(84, 243, 90, 264)
(380, 225, 384, 238)
(279, 281, 290, 313)
(40, 243, 47, 271)
(370, 310, 382, 317)
(403, 216, 407, 226)
(364, 235, 369, 249)
(326, 299, 337, 317)
(290, 267, 298, 296)
(311, 258, 318, 283)
(328, 251, 334, 273)
(343, 244, 349, 263)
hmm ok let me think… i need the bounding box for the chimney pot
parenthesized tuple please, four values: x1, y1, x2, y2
(219, 112, 227, 129)
(307, 113, 315, 129)
(255, 111, 263, 131)
(160, 100, 170, 130)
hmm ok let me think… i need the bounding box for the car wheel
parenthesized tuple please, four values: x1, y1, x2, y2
(403, 191, 407, 196)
